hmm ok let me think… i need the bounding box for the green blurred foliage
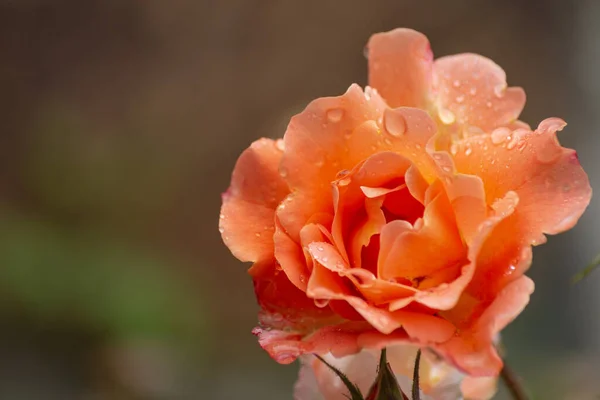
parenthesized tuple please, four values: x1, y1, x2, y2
(0, 210, 210, 349)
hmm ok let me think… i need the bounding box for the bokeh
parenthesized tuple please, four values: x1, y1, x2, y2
(1, 1, 599, 399)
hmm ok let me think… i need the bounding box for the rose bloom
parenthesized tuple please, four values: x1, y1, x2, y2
(219, 28, 591, 398)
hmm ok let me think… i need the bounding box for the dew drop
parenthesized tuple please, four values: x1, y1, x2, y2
(383, 111, 407, 137)
(442, 165, 452, 172)
(485, 101, 492, 108)
(456, 95, 465, 103)
(450, 144, 458, 156)
(315, 158, 325, 168)
(218, 226, 225, 233)
(465, 147, 472, 156)
(255, 232, 261, 237)
(280, 167, 288, 178)
(491, 128, 510, 145)
(506, 136, 519, 150)
(452, 79, 461, 88)
(276, 140, 285, 152)
(493, 84, 506, 98)
(314, 298, 330, 308)
(562, 183, 571, 193)
(438, 108, 456, 125)
(469, 87, 477, 96)
(326, 108, 344, 123)
(384, 137, 393, 146)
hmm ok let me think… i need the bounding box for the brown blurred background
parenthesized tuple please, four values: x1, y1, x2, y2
(0, 1, 599, 399)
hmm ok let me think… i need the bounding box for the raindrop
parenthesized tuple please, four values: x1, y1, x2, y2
(469, 87, 477, 96)
(562, 183, 572, 193)
(255, 232, 261, 237)
(485, 101, 492, 108)
(383, 111, 407, 137)
(456, 95, 465, 103)
(491, 128, 510, 145)
(438, 108, 456, 125)
(493, 84, 506, 98)
(314, 299, 330, 308)
(465, 147, 472, 156)
(450, 144, 458, 156)
(452, 80, 461, 88)
(317, 246, 324, 251)
(280, 167, 288, 178)
(276, 140, 285, 152)
(326, 108, 344, 123)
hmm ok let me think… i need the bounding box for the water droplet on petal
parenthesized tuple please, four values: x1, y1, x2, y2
(562, 183, 572, 193)
(450, 144, 458, 156)
(255, 232, 261, 237)
(218, 226, 225, 233)
(276, 140, 285, 152)
(383, 111, 407, 137)
(438, 108, 456, 125)
(326, 108, 344, 123)
(493, 83, 506, 98)
(456, 95, 465, 103)
(469, 87, 477, 96)
(465, 147, 472, 156)
(315, 158, 325, 168)
(280, 167, 288, 178)
(486, 101, 493, 108)
(491, 128, 511, 145)
(314, 299, 330, 308)
(452, 80, 461, 88)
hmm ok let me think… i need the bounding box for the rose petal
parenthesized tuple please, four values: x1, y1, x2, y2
(433, 54, 526, 134)
(461, 376, 497, 400)
(367, 28, 433, 108)
(278, 84, 386, 240)
(434, 276, 534, 376)
(452, 119, 592, 247)
(379, 183, 466, 283)
(220, 138, 289, 264)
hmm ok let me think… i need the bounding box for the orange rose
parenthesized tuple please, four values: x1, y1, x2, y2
(219, 28, 591, 381)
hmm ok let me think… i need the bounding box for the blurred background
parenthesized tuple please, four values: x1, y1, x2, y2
(0, 0, 599, 399)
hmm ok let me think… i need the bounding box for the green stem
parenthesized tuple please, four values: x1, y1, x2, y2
(500, 360, 529, 400)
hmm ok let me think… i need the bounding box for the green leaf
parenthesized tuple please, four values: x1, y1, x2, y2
(314, 354, 365, 400)
(412, 349, 422, 400)
(366, 348, 409, 400)
(572, 253, 600, 284)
